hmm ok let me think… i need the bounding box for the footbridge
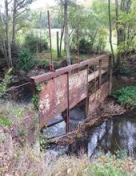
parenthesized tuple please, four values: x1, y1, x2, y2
(31, 54, 112, 132)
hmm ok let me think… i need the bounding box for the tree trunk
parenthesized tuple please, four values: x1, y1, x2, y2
(59, 24, 64, 57)
(5, 0, 12, 68)
(115, 0, 132, 65)
(108, 0, 115, 65)
(12, 0, 17, 46)
(0, 7, 8, 66)
(64, 0, 70, 65)
(115, 0, 121, 65)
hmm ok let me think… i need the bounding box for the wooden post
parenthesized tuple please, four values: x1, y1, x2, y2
(98, 59, 102, 89)
(108, 56, 112, 94)
(57, 31, 60, 58)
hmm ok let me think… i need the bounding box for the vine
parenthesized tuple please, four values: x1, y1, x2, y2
(32, 84, 42, 109)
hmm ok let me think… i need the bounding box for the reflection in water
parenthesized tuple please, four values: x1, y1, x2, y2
(87, 112, 136, 157)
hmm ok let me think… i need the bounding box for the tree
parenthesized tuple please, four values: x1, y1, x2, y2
(108, 0, 115, 65)
(5, 0, 12, 68)
(115, 0, 133, 65)
(12, 0, 34, 46)
(64, 0, 70, 64)
(56, 0, 77, 64)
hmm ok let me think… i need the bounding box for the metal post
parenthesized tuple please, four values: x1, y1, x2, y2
(85, 65, 89, 117)
(66, 72, 70, 132)
(98, 59, 102, 89)
(77, 26, 80, 63)
(47, 10, 54, 71)
(57, 31, 60, 58)
(108, 56, 112, 94)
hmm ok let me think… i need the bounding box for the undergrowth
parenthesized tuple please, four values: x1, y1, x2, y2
(114, 86, 136, 108)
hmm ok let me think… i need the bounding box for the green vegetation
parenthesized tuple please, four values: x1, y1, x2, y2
(16, 48, 38, 72)
(24, 33, 48, 53)
(32, 84, 42, 109)
(0, 116, 12, 127)
(0, 68, 12, 98)
(115, 86, 136, 108)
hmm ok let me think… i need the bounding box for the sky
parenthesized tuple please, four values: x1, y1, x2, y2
(0, 0, 90, 11)
(30, 0, 86, 9)
(30, 0, 57, 9)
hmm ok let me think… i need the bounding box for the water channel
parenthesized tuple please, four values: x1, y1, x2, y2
(46, 111, 136, 158)
(69, 111, 136, 157)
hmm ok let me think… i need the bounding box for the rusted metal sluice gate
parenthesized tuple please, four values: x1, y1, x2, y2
(31, 54, 112, 132)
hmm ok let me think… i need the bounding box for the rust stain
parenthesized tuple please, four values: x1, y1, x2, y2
(69, 69, 88, 108)
(39, 74, 68, 127)
(88, 81, 109, 116)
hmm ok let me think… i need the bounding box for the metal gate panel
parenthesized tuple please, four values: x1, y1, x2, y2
(39, 74, 68, 127)
(69, 69, 88, 108)
(88, 81, 109, 116)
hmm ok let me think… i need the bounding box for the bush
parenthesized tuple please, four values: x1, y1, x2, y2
(78, 35, 106, 54)
(94, 33, 107, 53)
(24, 33, 48, 53)
(119, 66, 135, 76)
(114, 86, 136, 108)
(17, 48, 38, 72)
(79, 38, 91, 54)
(0, 68, 12, 98)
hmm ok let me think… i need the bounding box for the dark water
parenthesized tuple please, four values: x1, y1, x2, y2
(69, 111, 136, 157)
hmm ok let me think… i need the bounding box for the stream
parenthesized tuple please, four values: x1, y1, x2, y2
(45, 111, 136, 158)
(69, 111, 136, 158)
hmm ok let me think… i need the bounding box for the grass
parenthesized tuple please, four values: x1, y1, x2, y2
(1, 101, 136, 175)
(1, 149, 136, 176)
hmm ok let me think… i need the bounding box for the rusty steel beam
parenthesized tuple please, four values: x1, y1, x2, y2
(66, 72, 70, 132)
(85, 65, 89, 117)
(47, 10, 54, 71)
(98, 59, 102, 88)
(31, 54, 108, 84)
(108, 56, 112, 94)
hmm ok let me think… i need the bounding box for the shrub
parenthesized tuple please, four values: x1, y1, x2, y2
(79, 38, 91, 54)
(119, 66, 135, 76)
(24, 33, 48, 53)
(0, 68, 12, 98)
(17, 48, 38, 72)
(114, 86, 136, 108)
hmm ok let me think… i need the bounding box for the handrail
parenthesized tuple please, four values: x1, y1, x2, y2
(31, 54, 109, 84)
